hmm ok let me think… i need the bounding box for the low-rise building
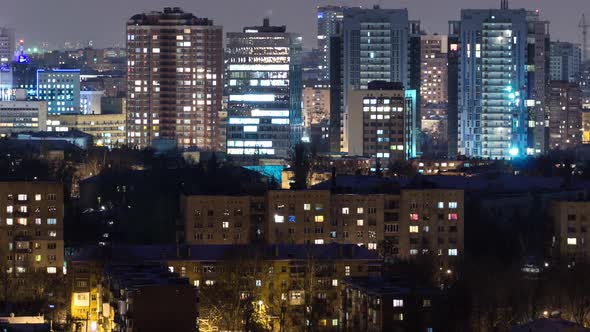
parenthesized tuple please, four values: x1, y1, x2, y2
(549, 200, 590, 265)
(102, 263, 198, 332)
(69, 243, 380, 332)
(46, 112, 126, 148)
(182, 185, 464, 267)
(0, 89, 47, 136)
(342, 278, 441, 332)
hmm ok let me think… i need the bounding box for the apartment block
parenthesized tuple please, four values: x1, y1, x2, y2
(126, 7, 224, 150)
(181, 195, 265, 245)
(182, 188, 464, 265)
(342, 278, 441, 332)
(347, 82, 407, 163)
(549, 201, 590, 265)
(0, 181, 64, 276)
(399, 189, 464, 264)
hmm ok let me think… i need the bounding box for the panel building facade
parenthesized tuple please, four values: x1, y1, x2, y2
(126, 7, 224, 150)
(0, 181, 65, 277)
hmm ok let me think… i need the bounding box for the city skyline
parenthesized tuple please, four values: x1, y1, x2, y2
(0, 0, 588, 50)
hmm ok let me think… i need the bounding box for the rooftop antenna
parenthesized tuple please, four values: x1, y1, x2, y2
(500, 0, 509, 9)
(580, 14, 589, 62)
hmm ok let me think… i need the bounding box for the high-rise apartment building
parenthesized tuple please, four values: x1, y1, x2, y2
(331, 6, 421, 157)
(449, 4, 549, 159)
(36, 69, 80, 115)
(317, 6, 350, 83)
(420, 35, 448, 106)
(550, 41, 582, 83)
(347, 81, 407, 163)
(225, 18, 302, 160)
(547, 81, 582, 149)
(0, 181, 65, 277)
(126, 7, 224, 150)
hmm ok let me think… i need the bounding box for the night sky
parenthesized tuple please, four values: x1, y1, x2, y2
(1, 0, 588, 49)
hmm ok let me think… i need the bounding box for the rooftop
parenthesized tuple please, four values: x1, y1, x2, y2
(68, 243, 381, 263)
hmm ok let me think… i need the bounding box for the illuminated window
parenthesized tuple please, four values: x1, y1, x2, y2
(222, 222, 229, 229)
(332, 279, 338, 287)
(17, 218, 27, 226)
(49, 231, 57, 237)
(449, 202, 458, 209)
(448, 213, 458, 221)
(368, 243, 377, 250)
(19, 206, 27, 213)
(314, 215, 324, 223)
(393, 299, 404, 307)
(314, 239, 324, 244)
(6, 218, 12, 225)
(568, 238, 577, 245)
(410, 249, 418, 255)
(342, 207, 349, 215)
(274, 215, 284, 223)
(6, 206, 13, 213)
(47, 267, 57, 274)
(35, 255, 41, 262)
(437, 202, 444, 209)
(35, 218, 41, 225)
(357, 219, 364, 226)
(448, 249, 458, 256)
(304, 203, 311, 211)
(17, 194, 27, 201)
(345, 266, 350, 276)
(410, 213, 419, 221)
(35, 194, 41, 201)
(357, 207, 364, 214)
(47, 218, 57, 225)
(409, 226, 419, 233)
(255, 280, 262, 287)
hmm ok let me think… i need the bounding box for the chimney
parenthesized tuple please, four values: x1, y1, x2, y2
(263, 17, 270, 27)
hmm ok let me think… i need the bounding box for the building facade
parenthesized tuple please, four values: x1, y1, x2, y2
(0, 181, 64, 277)
(550, 41, 582, 83)
(420, 34, 448, 106)
(46, 111, 126, 148)
(547, 81, 582, 150)
(346, 82, 406, 163)
(126, 7, 224, 150)
(451, 6, 549, 159)
(0, 89, 47, 135)
(332, 6, 421, 157)
(317, 6, 348, 83)
(182, 188, 464, 267)
(549, 201, 590, 265)
(0, 27, 14, 65)
(225, 18, 302, 160)
(80, 90, 103, 115)
(36, 69, 80, 115)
